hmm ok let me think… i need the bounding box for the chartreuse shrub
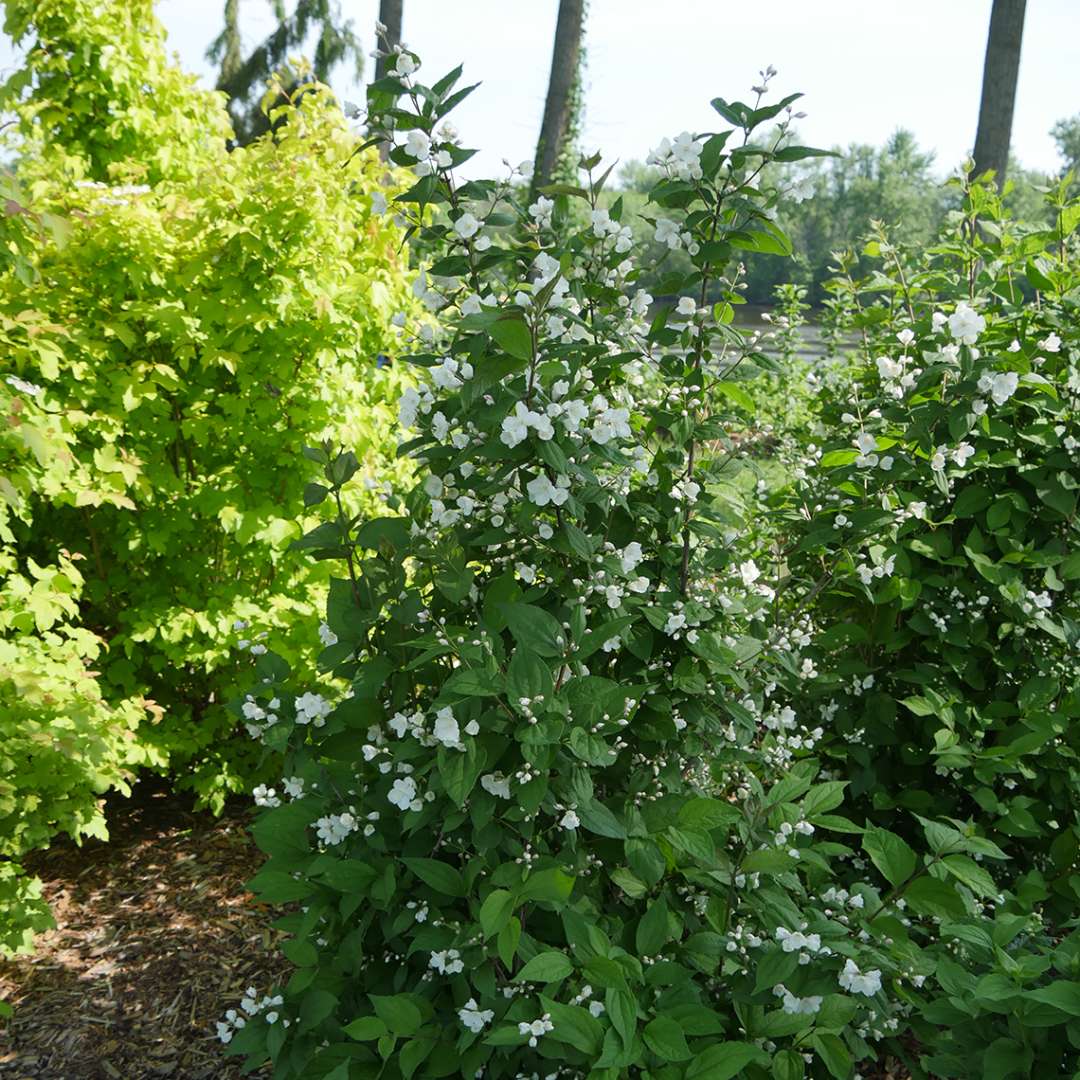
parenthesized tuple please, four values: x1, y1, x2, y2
(0, 175, 160, 959)
(764, 173, 1080, 1075)
(216, 48, 1025, 1080)
(0, 0, 416, 812)
(1, 0, 231, 183)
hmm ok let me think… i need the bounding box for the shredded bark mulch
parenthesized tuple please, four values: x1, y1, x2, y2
(0, 778, 287, 1080)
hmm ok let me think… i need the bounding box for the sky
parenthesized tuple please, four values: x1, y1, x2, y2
(4, 1, 1079, 179)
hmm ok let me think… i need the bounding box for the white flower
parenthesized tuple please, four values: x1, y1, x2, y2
(429, 948, 464, 975)
(314, 812, 358, 845)
(528, 196, 554, 228)
(518, 1014, 554, 1047)
(654, 219, 682, 249)
(854, 431, 877, 455)
(501, 402, 534, 448)
(775, 927, 822, 953)
(295, 692, 331, 726)
(454, 212, 480, 239)
(876, 356, 903, 381)
(780, 990, 823, 1015)
(527, 473, 568, 507)
(398, 386, 421, 429)
(433, 706, 461, 747)
(561, 399, 589, 431)
(388, 776, 418, 810)
(676, 296, 696, 316)
(404, 129, 431, 160)
(590, 404, 631, 445)
(739, 560, 760, 587)
(458, 999, 494, 1033)
(480, 773, 511, 799)
(952, 442, 975, 467)
(318, 622, 338, 646)
(282, 776, 305, 799)
(989, 371, 1018, 406)
(896, 328, 915, 347)
(664, 612, 687, 635)
(252, 784, 280, 808)
(431, 356, 470, 390)
(620, 541, 644, 573)
(1038, 332, 1061, 353)
(947, 302, 985, 345)
(838, 958, 882, 996)
(930, 449, 947, 472)
(787, 174, 814, 203)
(393, 52, 417, 77)
(559, 810, 580, 830)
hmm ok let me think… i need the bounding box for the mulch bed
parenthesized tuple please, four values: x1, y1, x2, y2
(0, 778, 288, 1080)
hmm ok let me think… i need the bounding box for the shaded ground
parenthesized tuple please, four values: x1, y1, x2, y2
(0, 779, 287, 1080)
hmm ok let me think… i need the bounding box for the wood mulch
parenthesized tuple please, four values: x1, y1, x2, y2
(0, 778, 289, 1080)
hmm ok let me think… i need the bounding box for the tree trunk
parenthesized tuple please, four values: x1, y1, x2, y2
(531, 0, 586, 197)
(972, 0, 1026, 189)
(375, 0, 404, 82)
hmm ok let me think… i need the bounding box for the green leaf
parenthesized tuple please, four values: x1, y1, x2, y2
(942, 854, 998, 898)
(539, 998, 603, 1055)
(606, 988, 638, 1047)
(247, 868, 312, 903)
(862, 826, 917, 888)
(685, 1042, 769, 1079)
(819, 449, 859, 467)
(479, 889, 515, 939)
(636, 897, 670, 955)
(801, 781, 848, 818)
(514, 950, 573, 983)
(811, 1033, 853, 1079)
(1018, 674, 1059, 711)
(343, 1016, 389, 1040)
(490, 316, 533, 361)
(498, 917, 521, 968)
(438, 740, 486, 807)
(507, 648, 553, 703)
(399, 1037, 436, 1080)
(401, 857, 465, 897)
(298, 988, 338, 1033)
(520, 868, 575, 902)
(678, 797, 740, 831)
(504, 604, 566, 657)
(1022, 980, 1080, 1017)
(643, 1015, 691, 1061)
(577, 799, 627, 839)
(369, 994, 422, 1036)
(714, 380, 754, 413)
(772, 1049, 806, 1080)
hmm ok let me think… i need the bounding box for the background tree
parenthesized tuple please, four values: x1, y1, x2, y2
(206, 0, 242, 88)
(531, 0, 586, 197)
(1052, 114, 1080, 176)
(972, 0, 1027, 189)
(209, 0, 363, 144)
